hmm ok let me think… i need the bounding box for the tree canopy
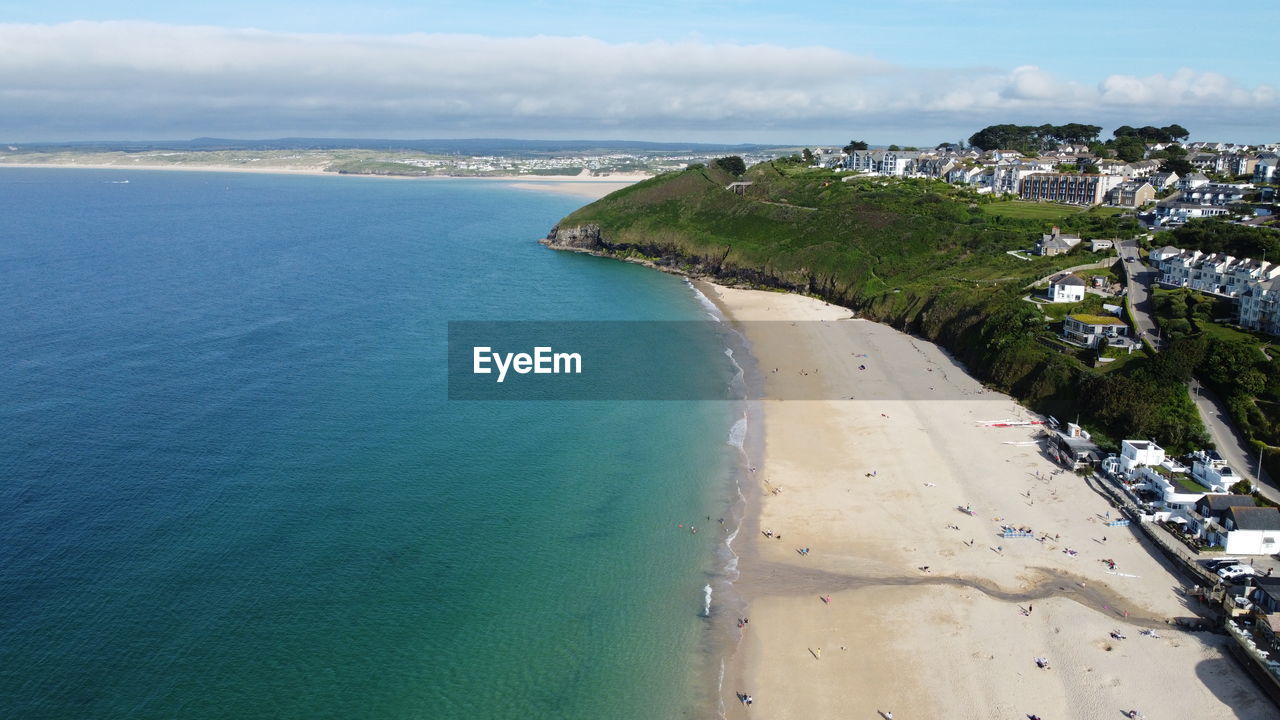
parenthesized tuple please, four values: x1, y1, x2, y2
(967, 123, 1102, 152)
(714, 155, 747, 176)
(1160, 219, 1280, 259)
(1113, 124, 1190, 143)
(843, 140, 869, 153)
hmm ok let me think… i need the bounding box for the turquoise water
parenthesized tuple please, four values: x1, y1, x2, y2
(0, 169, 741, 719)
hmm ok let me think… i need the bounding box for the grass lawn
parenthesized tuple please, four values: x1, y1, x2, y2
(980, 201, 1081, 220)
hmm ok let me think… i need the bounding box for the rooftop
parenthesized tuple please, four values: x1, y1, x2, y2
(1068, 314, 1127, 326)
(1199, 494, 1256, 512)
(1228, 506, 1280, 531)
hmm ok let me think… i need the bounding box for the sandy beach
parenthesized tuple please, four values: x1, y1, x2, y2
(0, 162, 646, 200)
(699, 282, 1271, 720)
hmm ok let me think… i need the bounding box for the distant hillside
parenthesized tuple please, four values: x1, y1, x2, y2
(544, 159, 1207, 451)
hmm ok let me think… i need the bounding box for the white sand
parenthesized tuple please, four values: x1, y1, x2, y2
(0, 162, 646, 200)
(700, 282, 1271, 720)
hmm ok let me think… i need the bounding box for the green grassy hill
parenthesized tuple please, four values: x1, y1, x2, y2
(546, 159, 1207, 451)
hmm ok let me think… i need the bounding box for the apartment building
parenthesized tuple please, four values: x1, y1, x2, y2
(1019, 173, 1121, 206)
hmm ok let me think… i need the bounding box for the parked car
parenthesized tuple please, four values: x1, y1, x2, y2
(1204, 558, 1244, 571)
(1218, 565, 1257, 580)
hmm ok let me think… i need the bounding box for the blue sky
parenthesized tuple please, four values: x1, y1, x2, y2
(2, 1, 1276, 143)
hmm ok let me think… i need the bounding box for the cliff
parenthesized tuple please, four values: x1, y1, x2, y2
(540, 160, 1209, 451)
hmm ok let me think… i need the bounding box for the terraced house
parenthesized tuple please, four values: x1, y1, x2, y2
(1155, 249, 1280, 298)
(1154, 246, 1280, 337)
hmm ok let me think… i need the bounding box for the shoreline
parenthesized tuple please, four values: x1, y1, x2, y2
(0, 162, 648, 200)
(694, 281, 1272, 719)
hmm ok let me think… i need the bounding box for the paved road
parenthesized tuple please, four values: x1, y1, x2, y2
(1118, 240, 1162, 348)
(1189, 378, 1276, 501)
(1120, 240, 1273, 496)
(1024, 258, 1116, 290)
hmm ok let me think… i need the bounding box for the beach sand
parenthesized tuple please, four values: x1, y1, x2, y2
(699, 282, 1271, 720)
(0, 162, 645, 200)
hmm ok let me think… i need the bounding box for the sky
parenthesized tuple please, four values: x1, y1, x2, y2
(2, 1, 1276, 145)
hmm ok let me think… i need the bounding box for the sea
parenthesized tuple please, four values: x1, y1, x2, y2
(0, 168, 749, 720)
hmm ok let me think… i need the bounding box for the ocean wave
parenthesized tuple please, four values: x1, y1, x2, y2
(684, 278, 723, 322)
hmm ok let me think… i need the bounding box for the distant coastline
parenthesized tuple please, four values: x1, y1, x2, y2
(0, 162, 647, 199)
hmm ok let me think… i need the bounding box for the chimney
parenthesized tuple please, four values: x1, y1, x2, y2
(1051, 226, 1061, 236)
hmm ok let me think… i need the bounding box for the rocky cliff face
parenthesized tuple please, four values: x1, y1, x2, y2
(541, 224, 604, 251)
(542, 223, 838, 301)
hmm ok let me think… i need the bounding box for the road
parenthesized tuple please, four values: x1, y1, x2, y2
(1189, 378, 1276, 502)
(1118, 240, 1162, 349)
(1120, 240, 1273, 497)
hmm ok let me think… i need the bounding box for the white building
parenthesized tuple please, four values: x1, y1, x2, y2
(1239, 277, 1280, 336)
(1047, 273, 1086, 303)
(1178, 172, 1211, 191)
(1153, 202, 1229, 224)
(1182, 183, 1250, 206)
(1189, 449, 1239, 492)
(1156, 249, 1280, 298)
(1119, 439, 1165, 474)
(1219, 506, 1280, 555)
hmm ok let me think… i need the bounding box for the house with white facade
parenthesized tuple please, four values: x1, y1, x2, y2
(946, 165, 983, 185)
(1119, 439, 1165, 474)
(1150, 171, 1180, 190)
(1178, 172, 1211, 191)
(843, 149, 920, 176)
(1156, 250, 1280, 298)
(1239, 277, 1280, 336)
(1062, 314, 1129, 348)
(1182, 183, 1250, 206)
(1253, 156, 1278, 184)
(1047, 273, 1086, 303)
(1154, 202, 1230, 224)
(1186, 494, 1257, 548)
(1190, 449, 1241, 491)
(1217, 506, 1280, 555)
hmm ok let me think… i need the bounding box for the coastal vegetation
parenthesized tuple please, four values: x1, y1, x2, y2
(1152, 287, 1280, 478)
(547, 159, 1211, 452)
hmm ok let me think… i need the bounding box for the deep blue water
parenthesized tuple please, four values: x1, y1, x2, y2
(0, 169, 739, 719)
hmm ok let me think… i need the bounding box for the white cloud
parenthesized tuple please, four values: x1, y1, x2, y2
(0, 22, 1274, 141)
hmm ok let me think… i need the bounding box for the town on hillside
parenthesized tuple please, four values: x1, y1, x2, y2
(806, 124, 1278, 229)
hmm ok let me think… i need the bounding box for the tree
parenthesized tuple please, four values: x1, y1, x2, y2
(714, 156, 747, 176)
(1149, 335, 1206, 382)
(1113, 135, 1147, 163)
(1081, 162, 1100, 174)
(887, 144, 901, 151)
(1201, 338, 1264, 388)
(1164, 124, 1190, 142)
(802, 148, 814, 164)
(843, 140, 869, 153)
